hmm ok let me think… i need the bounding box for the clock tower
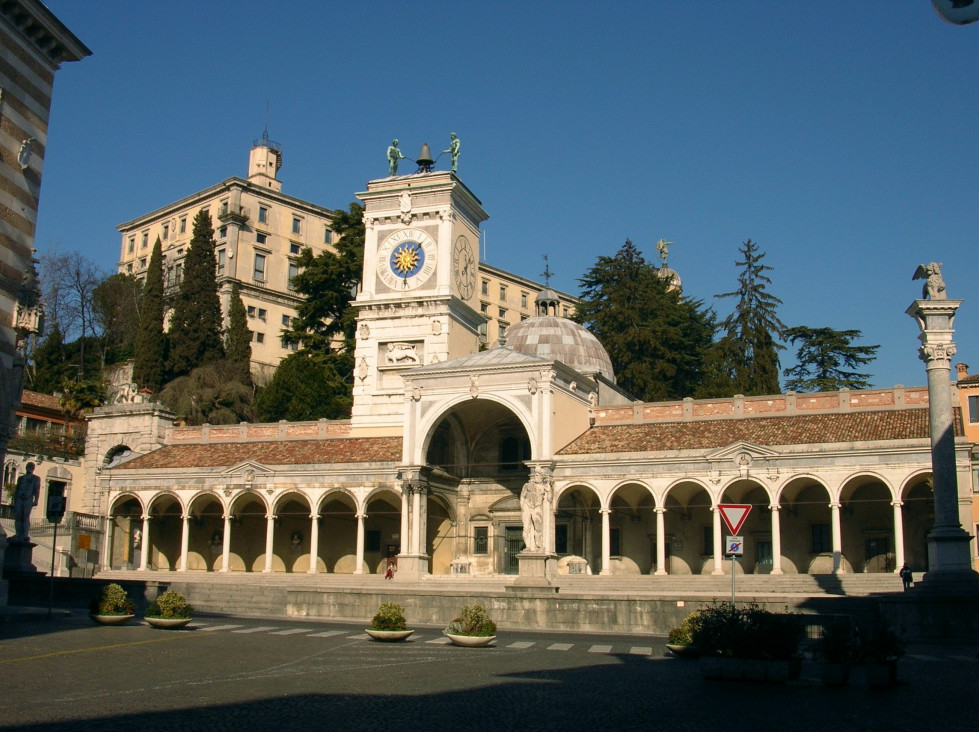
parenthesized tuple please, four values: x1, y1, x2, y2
(351, 170, 488, 431)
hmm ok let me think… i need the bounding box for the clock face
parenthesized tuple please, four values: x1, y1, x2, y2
(453, 235, 476, 300)
(377, 228, 437, 291)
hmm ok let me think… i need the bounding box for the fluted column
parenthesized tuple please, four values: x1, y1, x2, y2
(599, 508, 611, 575)
(712, 506, 723, 575)
(178, 515, 189, 572)
(830, 502, 843, 574)
(770, 504, 783, 575)
(263, 514, 275, 573)
(655, 507, 667, 575)
(892, 500, 905, 571)
(308, 514, 320, 574)
(354, 512, 366, 574)
(220, 515, 231, 572)
(138, 514, 150, 571)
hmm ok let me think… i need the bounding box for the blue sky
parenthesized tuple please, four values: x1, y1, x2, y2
(35, 1, 978, 390)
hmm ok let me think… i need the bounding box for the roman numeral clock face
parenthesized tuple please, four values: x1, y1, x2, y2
(376, 228, 437, 291)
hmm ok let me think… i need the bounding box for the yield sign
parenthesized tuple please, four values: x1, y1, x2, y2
(718, 504, 752, 535)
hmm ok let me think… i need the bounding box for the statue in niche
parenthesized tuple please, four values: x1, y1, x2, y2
(386, 342, 420, 364)
(913, 262, 947, 300)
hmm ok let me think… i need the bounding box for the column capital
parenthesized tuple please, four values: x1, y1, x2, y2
(599, 508, 611, 516)
(829, 502, 841, 510)
(768, 504, 781, 512)
(654, 506, 667, 515)
(890, 500, 904, 508)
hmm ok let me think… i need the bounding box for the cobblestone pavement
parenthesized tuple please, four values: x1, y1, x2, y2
(0, 614, 975, 731)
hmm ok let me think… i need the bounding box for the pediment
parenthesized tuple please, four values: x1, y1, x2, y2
(223, 461, 273, 480)
(705, 441, 781, 463)
(489, 494, 521, 513)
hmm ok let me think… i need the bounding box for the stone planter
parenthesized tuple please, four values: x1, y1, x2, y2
(365, 629, 414, 642)
(821, 662, 851, 687)
(864, 660, 898, 689)
(665, 643, 700, 658)
(145, 616, 193, 629)
(90, 614, 135, 626)
(445, 633, 495, 647)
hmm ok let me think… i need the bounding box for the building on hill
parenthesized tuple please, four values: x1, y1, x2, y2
(0, 1, 89, 478)
(80, 162, 974, 584)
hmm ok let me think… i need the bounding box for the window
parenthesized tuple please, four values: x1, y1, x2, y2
(247, 306, 256, 318)
(216, 249, 226, 274)
(498, 308, 507, 319)
(969, 395, 979, 422)
(258, 206, 268, 224)
(219, 226, 227, 239)
(3, 461, 17, 486)
(324, 228, 332, 245)
(555, 524, 568, 555)
(257, 308, 267, 321)
(481, 279, 488, 296)
(811, 524, 831, 554)
(288, 261, 299, 290)
(162, 223, 169, 241)
(179, 216, 187, 234)
(141, 232, 148, 248)
(281, 314, 291, 326)
(562, 307, 570, 318)
(139, 257, 147, 269)
(757, 540, 773, 565)
(521, 292, 528, 308)
(610, 528, 621, 557)
(254, 253, 267, 281)
(127, 237, 135, 254)
(174, 263, 183, 283)
(256, 233, 267, 245)
(281, 337, 297, 351)
(289, 243, 301, 255)
(253, 332, 265, 344)
(499, 285, 507, 301)
(292, 217, 302, 235)
(480, 302, 489, 315)
(473, 526, 488, 555)
(126, 263, 133, 273)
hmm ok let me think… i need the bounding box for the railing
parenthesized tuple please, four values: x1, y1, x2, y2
(7, 432, 85, 460)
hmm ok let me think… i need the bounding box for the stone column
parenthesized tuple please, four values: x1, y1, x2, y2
(220, 515, 231, 573)
(770, 505, 783, 575)
(178, 515, 189, 572)
(655, 507, 667, 575)
(599, 508, 611, 575)
(892, 500, 905, 571)
(411, 488, 422, 555)
(830, 502, 843, 574)
(263, 514, 275, 573)
(711, 506, 723, 575)
(138, 514, 150, 571)
(308, 514, 320, 574)
(907, 275, 977, 580)
(354, 512, 366, 574)
(400, 487, 410, 557)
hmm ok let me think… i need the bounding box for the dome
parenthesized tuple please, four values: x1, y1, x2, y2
(505, 316, 615, 383)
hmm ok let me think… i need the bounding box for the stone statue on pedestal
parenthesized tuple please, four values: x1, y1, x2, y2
(913, 262, 946, 300)
(13, 462, 40, 541)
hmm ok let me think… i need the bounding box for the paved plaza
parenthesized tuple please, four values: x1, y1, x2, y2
(0, 613, 976, 731)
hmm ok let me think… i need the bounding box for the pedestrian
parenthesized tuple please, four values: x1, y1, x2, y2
(385, 562, 395, 580)
(900, 563, 913, 590)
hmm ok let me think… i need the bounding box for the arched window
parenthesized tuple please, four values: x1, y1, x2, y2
(3, 461, 18, 489)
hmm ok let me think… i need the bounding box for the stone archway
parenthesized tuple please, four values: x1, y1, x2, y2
(608, 483, 655, 575)
(554, 485, 601, 574)
(186, 492, 225, 571)
(719, 479, 773, 575)
(146, 493, 182, 571)
(661, 481, 713, 576)
(107, 495, 143, 570)
(779, 478, 836, 575)
(902, 474, 934, 572)
(840, 475, 896, 573)
(228, 491, 272, 572)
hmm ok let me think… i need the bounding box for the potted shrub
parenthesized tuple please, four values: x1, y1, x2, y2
(859, 617, 905, 688)
(365, 602, 414, 642)
(90, 583, 136, 625)
(666, 612, 702, 658)
(444, 603, 497, 647)
(144, 589, 194, 629)
(690, 602, 745, 679)
(815, 615, 859, 686)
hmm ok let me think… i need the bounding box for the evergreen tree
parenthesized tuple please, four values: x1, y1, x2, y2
(255, 351, 352, 422)
(224, 282, 251, 382)
(282, 202, 364, 354)
(783, 326, 880, 392)
(574, 239, 716, 401)
(159, 361, 255, 425)
(28, 322, 71, 393)
(133, 238, 167, 392)
(167, 211, 224, 378)
(710, 239, 786, 396)
(92, 272, 142, 367)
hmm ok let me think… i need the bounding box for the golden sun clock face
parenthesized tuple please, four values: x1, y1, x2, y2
(453, 235, 476, 300)
(377, 228, 437, 291)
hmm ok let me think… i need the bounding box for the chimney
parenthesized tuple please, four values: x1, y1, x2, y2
(955, 363, 969, 380)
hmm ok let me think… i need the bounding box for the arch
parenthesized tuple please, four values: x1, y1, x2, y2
(314, 486, 359, 514)
(899, 472, 933, 571)
(607, 481, 657, 574)
(265, 491, 311, 573)
(146, 491, 182, 571)
(427, 491, 455, 574)
(719, 479, 776, 575)
(662, 480, 715, 576)
(103, 444, 133, 468)
(554, 483, 602, 574)
(364, 488, 402, 574)
(185, 491, 226, 571)
(776, 476, 837, 575)
(107, 494, 143, 570)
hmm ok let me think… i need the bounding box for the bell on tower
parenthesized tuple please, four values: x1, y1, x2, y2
(415, 143, 435, 173)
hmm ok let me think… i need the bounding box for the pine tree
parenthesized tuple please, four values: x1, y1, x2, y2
(574, 239, 716, 401)
(224, 282, 251, 382)
(255, 351, 352, 422)
(710, 239, 786, 396)
(167, 210, 224, 378)
(783, 326, 879, 392)
(133, 238, 166, 391)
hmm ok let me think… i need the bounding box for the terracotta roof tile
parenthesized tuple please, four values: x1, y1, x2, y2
(558, 409, 950, 455)
(19, 390, 62, 411)
(117, 436, 403, 470)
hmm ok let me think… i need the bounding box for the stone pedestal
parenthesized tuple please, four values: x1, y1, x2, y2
(3, 538, 40, 576)
(509, 553, 558, 592)
(392, 554, 428, 580)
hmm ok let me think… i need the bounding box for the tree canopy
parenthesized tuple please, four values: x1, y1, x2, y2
(132, 238, 166, 392)
(783, 326, 880, 392)
(224, 282, 252, 383)
(705, 239, 785, 397)
(255, 351, 352, 422)
(574, 239, 716, 401)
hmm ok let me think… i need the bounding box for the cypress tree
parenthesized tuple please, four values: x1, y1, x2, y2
(132, 238, 166, 391)
(225, 282, 252, 382)
(167, 210, 224, 378)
